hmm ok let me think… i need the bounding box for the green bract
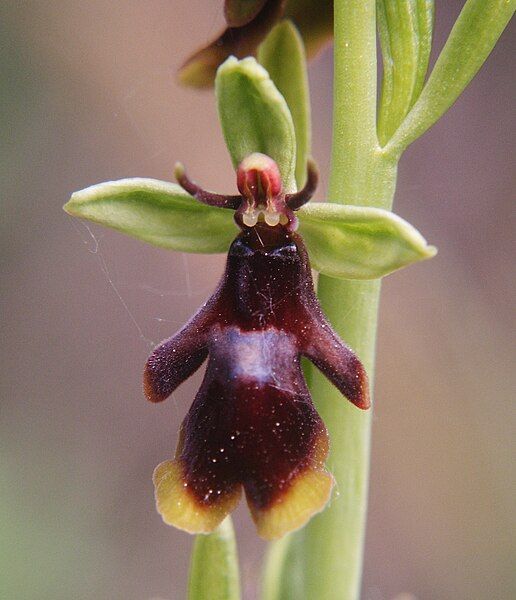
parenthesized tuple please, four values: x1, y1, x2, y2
(65, 176, 435, 280)
(216, 56, 297, 192)
(384, 0, 516, 155)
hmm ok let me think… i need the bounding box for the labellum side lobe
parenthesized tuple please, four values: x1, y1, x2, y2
(144, 154, 369, 540)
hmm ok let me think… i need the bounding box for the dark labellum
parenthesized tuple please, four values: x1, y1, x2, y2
(144, 154, 369, 539)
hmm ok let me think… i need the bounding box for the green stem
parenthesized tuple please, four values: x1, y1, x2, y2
(329, 0, 378, 197)
(275, 2, 397, 599)
(263, 2, 513, 599)
(188, 517, 241, 600)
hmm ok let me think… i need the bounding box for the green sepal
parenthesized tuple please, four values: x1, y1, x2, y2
(258, 20, 311, 188)
(298, 203, 436, 279)
(215, 56, 297, 192)
(63, 178, 236, 253)
(65, 179, 436, 280)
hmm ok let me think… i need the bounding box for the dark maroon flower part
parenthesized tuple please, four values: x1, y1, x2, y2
(145, 154, 369, 539)
(179, 0, 286, 88)
(179, 0, 334, 88)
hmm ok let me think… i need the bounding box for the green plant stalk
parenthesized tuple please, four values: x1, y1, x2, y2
(279, 2, 397, 599)
(188, 517, 241, 600)
(286, 2, 515, 597)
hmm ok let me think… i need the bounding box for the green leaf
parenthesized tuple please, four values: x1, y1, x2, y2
(64, 178, 236, 253)
(377, 0, 434, 145)
(385, 0, 516, 154)
(188, 518, 241, 600)
(413, 1, 434, 99)
(215, 56, 297, 192)
(258, 20, 311, 189)
(298, 203, 436, 279)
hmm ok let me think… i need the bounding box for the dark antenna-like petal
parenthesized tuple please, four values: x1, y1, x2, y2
(285, 159, 319, 210)
(175, 163, 241, 209)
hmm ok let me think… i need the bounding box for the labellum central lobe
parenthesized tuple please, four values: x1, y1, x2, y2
(145, 156, 369, 539)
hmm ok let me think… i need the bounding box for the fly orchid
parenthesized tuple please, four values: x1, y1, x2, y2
(144, 153, 369, 540)
(64, 55, 436, 543)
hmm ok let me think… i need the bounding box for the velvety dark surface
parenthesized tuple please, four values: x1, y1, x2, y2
(145, 224, 367, 509)
(179, 364, 325, 509)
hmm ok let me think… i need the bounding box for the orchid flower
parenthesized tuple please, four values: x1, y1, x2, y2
(145, 153, 369, 539)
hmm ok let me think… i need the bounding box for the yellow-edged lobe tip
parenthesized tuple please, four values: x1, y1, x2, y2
(248, 467, 334, 541)
(153, 460, 242, 535)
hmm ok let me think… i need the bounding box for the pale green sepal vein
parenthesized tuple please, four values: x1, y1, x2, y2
(298, 203, 436, 280)
(188, 517, 241, 600)
(215, 56, 297, 192)
(64, 178, 236, 254)
(258, 20, 311, 189)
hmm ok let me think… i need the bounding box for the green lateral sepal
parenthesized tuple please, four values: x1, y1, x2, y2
(298, 202, 436, 279)
(64, 178, 236, 253)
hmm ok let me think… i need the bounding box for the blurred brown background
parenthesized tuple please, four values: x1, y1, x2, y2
(1, 2, 514, 599)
